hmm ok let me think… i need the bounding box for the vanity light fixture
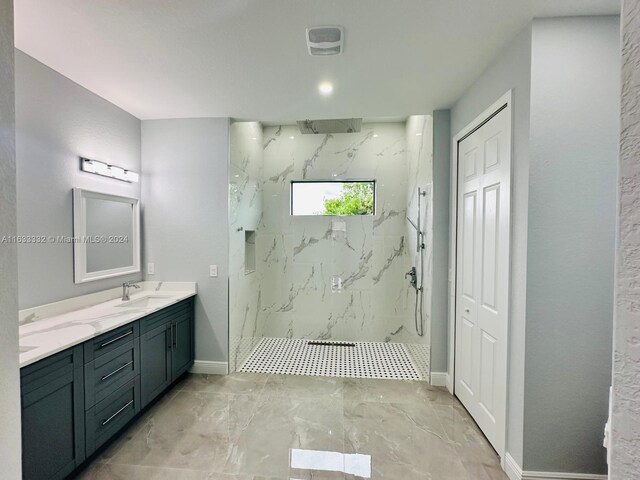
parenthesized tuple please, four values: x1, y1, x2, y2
(80, 157, 139, 183)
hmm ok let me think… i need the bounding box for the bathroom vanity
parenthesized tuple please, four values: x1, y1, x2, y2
(18, 283, 196, 480)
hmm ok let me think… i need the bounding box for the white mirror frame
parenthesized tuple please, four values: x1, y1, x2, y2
(73, 188, 141, 284)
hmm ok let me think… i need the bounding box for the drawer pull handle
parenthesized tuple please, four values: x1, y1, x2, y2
(99, 330, 133, 348)
(102, 400, 134, 426)
(101, 361, 134, 381)
(173, 323, 178, 348)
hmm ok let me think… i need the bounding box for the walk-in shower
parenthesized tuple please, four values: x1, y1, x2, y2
(229, 116, 434, 382)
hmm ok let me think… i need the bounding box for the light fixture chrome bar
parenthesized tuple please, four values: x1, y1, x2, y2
(80, 157, 139, 183)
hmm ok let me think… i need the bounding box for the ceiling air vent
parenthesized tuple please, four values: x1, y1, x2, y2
(306, 26, 344, 56)
(297, 118, 362, 135)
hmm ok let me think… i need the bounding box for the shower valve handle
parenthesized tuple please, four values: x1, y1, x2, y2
(405, 267, 418, 289)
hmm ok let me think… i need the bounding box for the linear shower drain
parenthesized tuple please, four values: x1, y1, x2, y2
(307, 341, 356, 347)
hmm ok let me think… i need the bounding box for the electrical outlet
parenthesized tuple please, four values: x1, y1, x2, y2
(210, 265, 218, 277)
(147, 262, 155, 275)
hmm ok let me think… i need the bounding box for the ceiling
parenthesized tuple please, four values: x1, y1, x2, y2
(14, 0, 620, 121)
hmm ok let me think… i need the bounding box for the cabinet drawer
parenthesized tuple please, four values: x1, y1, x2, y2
(85, 339, 140, 409)
(85, 376, 140, 456)
(140, 298, 193, 334)
(84, 322, 140, 363)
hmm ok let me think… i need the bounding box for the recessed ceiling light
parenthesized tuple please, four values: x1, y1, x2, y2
(290, 136, 295, 140)
(319, 82, 334, 96)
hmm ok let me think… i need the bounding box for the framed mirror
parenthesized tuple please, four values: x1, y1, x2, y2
(73, 188, 141, 283)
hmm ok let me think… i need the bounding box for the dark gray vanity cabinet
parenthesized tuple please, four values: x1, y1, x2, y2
(20, 345, 85, 480)
(140, 298, 194, 406)
(20, 297, 195, 480)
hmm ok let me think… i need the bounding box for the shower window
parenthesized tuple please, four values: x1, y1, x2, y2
(290, 180, 376, 216)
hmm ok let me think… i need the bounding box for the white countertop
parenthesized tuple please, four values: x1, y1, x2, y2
(19, 281, 197, 368)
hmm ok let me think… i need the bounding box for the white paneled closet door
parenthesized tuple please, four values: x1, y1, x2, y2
(454, 103, 511, 456)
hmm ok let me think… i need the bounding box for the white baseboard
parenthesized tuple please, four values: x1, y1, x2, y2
(190, 360, 228, 375)
(503, 453, 607, 480)
(523, 472, 607, 480)
(430, 371, 448, 387)
(504, 453, 523, 480)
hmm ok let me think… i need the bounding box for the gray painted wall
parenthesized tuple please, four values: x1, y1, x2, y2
(15, 51, 142, 309)
(611, 2, 640, 478)
(524, 16, 619, 474)
(451, 24, 532, 466)
(451, 16, 620, 473)
(0, 0, 21, 477)
(431, 109, 450, 374)
(141, 118, 230, 364)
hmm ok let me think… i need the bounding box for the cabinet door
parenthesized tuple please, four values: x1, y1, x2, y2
(140, 322, 172, 407)
(171, 313, 194, 381)
(21, 346, 85, 480)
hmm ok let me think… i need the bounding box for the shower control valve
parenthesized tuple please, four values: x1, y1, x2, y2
(405, 267, 418, 290)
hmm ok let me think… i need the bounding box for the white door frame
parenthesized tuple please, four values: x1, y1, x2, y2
(447, 90, 513, 460)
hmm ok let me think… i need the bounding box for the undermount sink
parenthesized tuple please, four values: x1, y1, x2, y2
(117, 295, 174, 308)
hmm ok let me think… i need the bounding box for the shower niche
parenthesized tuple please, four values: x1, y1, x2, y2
(244, 230, 256, 274)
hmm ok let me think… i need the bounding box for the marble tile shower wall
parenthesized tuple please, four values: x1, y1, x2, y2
(229, 122, 264, 372)
(259, 123, 431, 343)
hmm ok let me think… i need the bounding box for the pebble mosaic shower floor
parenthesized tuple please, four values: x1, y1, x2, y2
(239, 337, 430, 381)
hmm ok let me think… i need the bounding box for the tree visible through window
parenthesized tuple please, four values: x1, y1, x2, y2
(290, 181, 375, 216)
(323, 182, 374, 215)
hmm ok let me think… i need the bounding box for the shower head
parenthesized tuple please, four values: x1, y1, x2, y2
(297, 118, 362, 134)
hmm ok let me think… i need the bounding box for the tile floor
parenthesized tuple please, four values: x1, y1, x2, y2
(75, 373, 508, 480)
(240, 338, 427, 381)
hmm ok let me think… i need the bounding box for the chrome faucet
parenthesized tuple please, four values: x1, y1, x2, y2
(122, 281, 140, 301)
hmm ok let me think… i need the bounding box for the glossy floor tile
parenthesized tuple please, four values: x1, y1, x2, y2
(74, 373, 508, 480)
